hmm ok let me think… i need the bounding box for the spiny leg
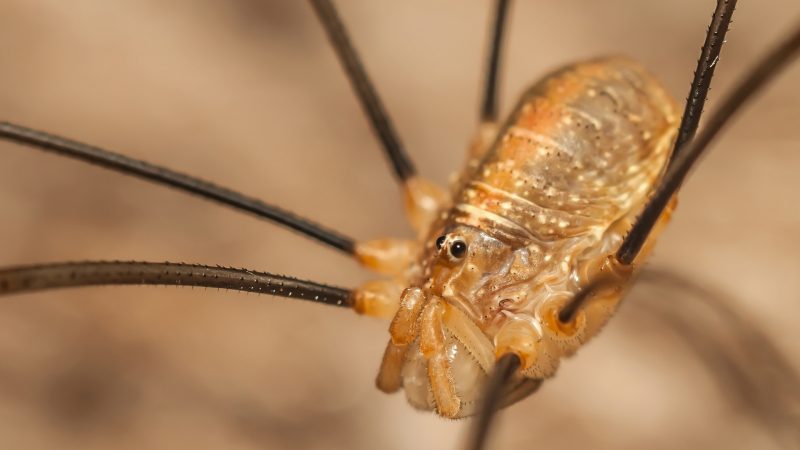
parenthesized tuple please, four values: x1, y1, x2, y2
(0, 259, 411, 320)
(617, 16, 800, 264)
(0, 259, 410, 430)
(616, 0, 738, 263)
(668, 0, 737, 169)
(0, 261, 353, 307)
(0, 261, 412, 324)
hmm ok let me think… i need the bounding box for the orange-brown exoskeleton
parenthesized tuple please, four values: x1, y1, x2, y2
(370, 58, 680, 419)
(1, 0, 799, 449)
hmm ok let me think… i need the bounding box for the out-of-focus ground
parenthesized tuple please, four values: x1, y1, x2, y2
(0, 1, 799, 449)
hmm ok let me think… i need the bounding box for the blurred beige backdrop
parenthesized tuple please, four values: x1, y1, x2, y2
(0, 1, 799, 449)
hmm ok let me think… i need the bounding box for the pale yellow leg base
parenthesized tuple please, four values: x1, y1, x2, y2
(494, 319, 540, 372)
(354, 238, 418, 277)
(468, 121, 499, 161)
(352, 279, 405, 319)
(402, 176, 448, 237)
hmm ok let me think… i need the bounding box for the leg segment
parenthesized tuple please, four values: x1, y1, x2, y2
(466, 0, 512, 164)
(354, 239, 418, 276)
(308, 0, 416, 182)
(617, 18, 800, 264)
(668, 0, 737, 169)
(402, 177, 448, 237)
(467, 121, 500, 163)
(479, 0, 512, 124)
(493, 319, 539, 372)
(352, 279, 406, 319)
(375, 287, 426, 392)
(419, 297, 461, 417)
(0, 122, 356, 254)
(442, 303, 494, 373)
(616, 0, 735, 264)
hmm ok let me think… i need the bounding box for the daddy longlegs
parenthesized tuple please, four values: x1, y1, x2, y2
(0, 1, 799, 449)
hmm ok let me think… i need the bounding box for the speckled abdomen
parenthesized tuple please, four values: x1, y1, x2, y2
(453, 57, 679, 244)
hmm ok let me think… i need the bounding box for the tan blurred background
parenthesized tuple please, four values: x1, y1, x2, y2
(0, 1, 799, 449)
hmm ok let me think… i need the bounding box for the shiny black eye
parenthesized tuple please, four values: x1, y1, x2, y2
(449, 240, 467, 258)
(435, 235, 446, 250)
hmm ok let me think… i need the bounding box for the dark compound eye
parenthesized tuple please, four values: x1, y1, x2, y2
(449, 240, 467, 258)
(435, 235, 446, 250)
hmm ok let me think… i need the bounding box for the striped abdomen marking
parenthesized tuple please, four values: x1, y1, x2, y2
(453, 57, 679, 243)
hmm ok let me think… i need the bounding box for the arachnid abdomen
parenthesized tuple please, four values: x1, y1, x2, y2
(457, 57, 678, 244)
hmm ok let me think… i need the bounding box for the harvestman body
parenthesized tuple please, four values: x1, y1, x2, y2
(367, 58, 678, 418)
(1, 0, 799, 448)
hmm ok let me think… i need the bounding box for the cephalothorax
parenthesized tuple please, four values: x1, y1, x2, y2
(1, 0, 799, 448)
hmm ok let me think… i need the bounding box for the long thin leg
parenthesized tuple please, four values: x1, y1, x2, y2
(470, 0, 513, 161)
(0, 261, 352, 307)
(0, 123, 355, 254)
(668, 0, 737, 168)
(307, 0, 415, 182)
(308, 0, 449, 237)
(617, 19, 800, 264)
(480, 0, 512, 124)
